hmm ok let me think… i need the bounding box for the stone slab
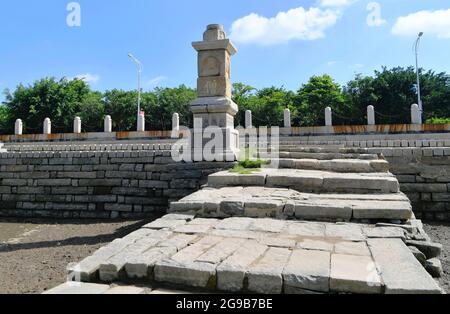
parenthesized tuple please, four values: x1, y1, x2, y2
(283, 249, 331, 293)
(368, 238, 442, 294)
(246, 247, 292, 294)
(216, 240, 268, 292)
(43, 282, 110, 295)
(330, 254, 382, 294)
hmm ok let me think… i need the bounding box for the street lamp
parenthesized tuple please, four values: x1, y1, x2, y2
(128, 53, 143, 129)
(414, 32, 424, 122)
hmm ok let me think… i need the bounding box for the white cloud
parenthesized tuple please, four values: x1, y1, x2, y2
(73, 73, 100, 84)
(230, 7, 340, 45)
(327, 60, 337, 66)
(145, 76, 167, 88)
(392, 9, 450, 38)
(319, 0, 358, 8)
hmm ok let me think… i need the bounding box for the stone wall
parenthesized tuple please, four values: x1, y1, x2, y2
(0, 150, 233, 219)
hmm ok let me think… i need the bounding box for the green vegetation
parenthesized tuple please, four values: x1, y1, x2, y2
(229, 159, 268, 175)
(425, 117, 450, 125)
(1, 66, 449, 134)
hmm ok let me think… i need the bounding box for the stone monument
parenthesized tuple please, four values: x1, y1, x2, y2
(190, 24, 239, 161)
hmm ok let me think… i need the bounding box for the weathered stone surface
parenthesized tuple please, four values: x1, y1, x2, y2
(334, 241, 371, 256)
(364, 227, 406, 240)
(246, 247, 291, 294)
(154, 236, 222, 288)
(297, 239, 334, 252)
(405, 240, 442, 259)
(325, 224, 365, 242)
(104, 286, 146, 294)
(368, 239, 442, 294)
(249, 218, 286, 233)
(330, 254, 382, 294)
(353, 201, 412, 220)
(425, 258, 443, 278)
(208, 171, 266, 187)
(283, 249, 331, 293)
(293, 200, 352, 221)
(217, 240, 267, 292)
(287, 222, 325, 237)
(408, 246, 427, 265)
(125, 247, 177, 279)
(143, 219, 186, 230)
(43, 282, 110, 295)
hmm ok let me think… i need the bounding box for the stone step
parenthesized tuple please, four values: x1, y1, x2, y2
(207, 169, 400, 194)
(65, 216, 441, 294)
(273, 145, 369, 154)
(169, 187, 413, 221)
(259, 151, 379, 161)
(268, 158, 390, 173)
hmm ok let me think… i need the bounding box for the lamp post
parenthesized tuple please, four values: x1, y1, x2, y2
(128, 53, 143, 130)
(414, 32, 424, 123)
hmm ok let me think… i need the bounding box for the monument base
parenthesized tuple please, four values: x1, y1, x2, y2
(190, 127, 239, 162)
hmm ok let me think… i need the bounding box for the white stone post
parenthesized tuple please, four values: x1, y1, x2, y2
(104, 115, 112, 133)
(15, 119, 23, 135)
(245, 110, 252, 129)
(43, 118, 51, 135)
(73, 117, 81, 134)
(411, 104, 421, 125)
(284, 108, 291, 128)
(137, 112, 145, 132)
(325, 107, 333, 126)
(367, 105, 375, 125)
(171, 113, 180, 138)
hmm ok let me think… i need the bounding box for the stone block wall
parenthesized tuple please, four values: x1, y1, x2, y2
(0, 150, 233, 219)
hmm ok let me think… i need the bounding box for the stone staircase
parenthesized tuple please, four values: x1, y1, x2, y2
(171, 145, 413, 222)
(61, 144, 444, 294)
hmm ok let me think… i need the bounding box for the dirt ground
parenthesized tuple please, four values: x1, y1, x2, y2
(0, 218, 155, 294)
(423, 222, 450, 293)
(0, 218, 449, 294)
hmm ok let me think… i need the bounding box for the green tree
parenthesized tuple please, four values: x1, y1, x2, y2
(296, 75, 346, 126)
(3, 77, 95, 133)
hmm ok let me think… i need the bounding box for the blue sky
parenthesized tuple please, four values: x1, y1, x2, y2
(1, 0, 450, 102)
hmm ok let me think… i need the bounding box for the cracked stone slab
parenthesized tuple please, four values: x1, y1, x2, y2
(217, 240, 268, 292)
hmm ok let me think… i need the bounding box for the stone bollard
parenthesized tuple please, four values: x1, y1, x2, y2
(104, 115, 112, 133)
(43, 118, 51, 135)
(171, 113, 180, 138)
(15, 119, 23, 135)
(367, 105, 375, 125)
(245, 110, 252, 129)
(73, 117, 81, 134)
(137, 112, 145, 132)
(325, 107, 333, 126)
(284, 108, 291, 128)
(411, 104, 421, 125)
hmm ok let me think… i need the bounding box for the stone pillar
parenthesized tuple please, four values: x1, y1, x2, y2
(245, 110, 252, 129)
(73, 117, 81, 134)
(104, 115, 112, 133)
(15, 119, 23, 135)
(284, 108, 291, 128)
(43, 118, 51, 135)
(411, 104, 421, 125)
(137, 112, 145, 132)
(367, 105, 375, 125)
(190, 24, 239, 161)
(172, 113, 180, 138)
(325, 107, 333, 127)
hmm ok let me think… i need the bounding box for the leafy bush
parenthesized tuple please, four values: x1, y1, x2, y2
(425, 117, 450, 125)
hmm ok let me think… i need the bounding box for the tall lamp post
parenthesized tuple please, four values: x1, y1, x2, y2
(128, 53, 143, 130)
(414, 32, 424, 123)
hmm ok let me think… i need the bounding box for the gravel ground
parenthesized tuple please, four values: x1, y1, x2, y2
(423, 221, 450, 294)
(0, 218, 448, 294)
(0, 218, 156, 294)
